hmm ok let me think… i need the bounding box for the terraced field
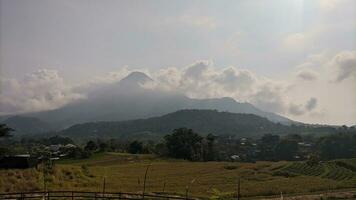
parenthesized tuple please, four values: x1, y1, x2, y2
(274, 159, 356, 181)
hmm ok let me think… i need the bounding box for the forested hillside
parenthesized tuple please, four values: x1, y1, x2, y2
(61, 110, 336, 139)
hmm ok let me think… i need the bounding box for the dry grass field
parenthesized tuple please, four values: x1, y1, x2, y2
(1, 153, 356, 199)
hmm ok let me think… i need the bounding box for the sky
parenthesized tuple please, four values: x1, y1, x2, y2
(0, 0, 355, 125)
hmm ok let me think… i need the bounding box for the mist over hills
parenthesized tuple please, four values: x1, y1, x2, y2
(1, 72, 294, 134)
(2, 116, 53, 135)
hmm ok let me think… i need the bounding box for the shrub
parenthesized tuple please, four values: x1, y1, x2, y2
(223, 165, 239, 170)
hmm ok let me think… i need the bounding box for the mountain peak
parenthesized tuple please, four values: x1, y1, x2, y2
(119, 72, 153, 88)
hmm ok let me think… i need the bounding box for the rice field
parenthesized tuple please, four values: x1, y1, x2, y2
(1, 153, 356, 199)
(275, 159, 356, 181)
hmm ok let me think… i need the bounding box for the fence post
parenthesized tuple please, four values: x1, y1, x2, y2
(162, 181, 166, 193)
(185, 185, 188, 200)
(185, 178, 195, 200)
(102, 177, 106, 197)
(237, 178, 241, 200)
(71, 191, 74, 200)
(142, 164, 151, 200)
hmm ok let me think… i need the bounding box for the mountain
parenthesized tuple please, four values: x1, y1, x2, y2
(61, 109, 291, 139)
(20, 72, 292, 130)
(118, 71, 153, 88)
(2, 116, 53, 135)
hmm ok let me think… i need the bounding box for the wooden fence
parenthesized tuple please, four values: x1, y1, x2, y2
(0, 191, 196, 200)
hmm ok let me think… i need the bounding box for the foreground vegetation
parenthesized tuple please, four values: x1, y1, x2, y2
(1, 124, 356, 198)
(1, 153, 356, 199)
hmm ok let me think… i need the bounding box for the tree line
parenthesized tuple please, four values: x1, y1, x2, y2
(1, 124, 356, 162)
(125, 127, 356, 162)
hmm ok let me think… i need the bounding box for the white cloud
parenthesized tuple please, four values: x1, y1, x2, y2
(1, 51, 355, 125)
(318, 0, 352, 11)
(179, 15, 217, 30)
(0, 69, 85, 115)
(249, 84, 287, 114)
(285, 50, 356, 124)
(283, 33, 308, 50)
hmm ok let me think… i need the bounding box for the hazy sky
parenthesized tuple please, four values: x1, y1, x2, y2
(1, 0, 356, 125)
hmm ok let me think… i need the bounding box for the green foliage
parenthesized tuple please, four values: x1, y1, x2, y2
(46, 136, 74, 145)
(258, 134, 280, 160)
(209, 188, 232, 200)
(128, 140, 144, 154)
(274, 159, 356, 181)
(0, 124, 14, 157)
(164, 128, 203, 161)
(306, 154, 320, 166)
(98, 142, 109, 152)
(0, 124, 13, 138)
(62, 110, 299, 139)
(84, 141, 98, 152)
(67, 147, 92, 159)
(202, 134, 217, 161)
(317, 133, 356, 160)
(275, 140, 298, 161)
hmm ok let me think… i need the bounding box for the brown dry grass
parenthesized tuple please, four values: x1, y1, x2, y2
(1, 153, 355, 199)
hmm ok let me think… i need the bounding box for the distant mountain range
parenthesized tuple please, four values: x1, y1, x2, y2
(61, 109, 292, 139)
(2, 116, 53, 135)
(1, 72, 295, 135)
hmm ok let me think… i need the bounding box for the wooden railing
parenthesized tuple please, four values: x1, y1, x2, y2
(0, 191, 196, 200)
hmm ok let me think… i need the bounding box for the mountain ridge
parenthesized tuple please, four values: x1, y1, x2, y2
(61, 109, 291, 139)
(7, 72, 293, 131)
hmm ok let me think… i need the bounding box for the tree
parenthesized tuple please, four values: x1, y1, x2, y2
(306, 154, 320, 166)
(318, 133, 356, 160)
(47, 136, 74, 145)
(99, 142, 109, 152)
(67, 147, 91, 159)
(0, 124, 13, 157)
(258, 134, 280, 160)
(154, 143, 168, 156)
(164, 128, 203, 161)
(275, 140, 298, 160)
(128, 140, 144, 154)
(0, 124, 13, 138)
(84, 140, 98, 152)
(202, 134, 216, 161)
(285, 134, 302, 142)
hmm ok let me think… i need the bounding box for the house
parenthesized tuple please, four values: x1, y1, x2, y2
(48, 144, 63, 152)
(0, 154, 39, 169)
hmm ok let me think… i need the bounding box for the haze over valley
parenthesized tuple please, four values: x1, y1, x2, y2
(0, 1, 356, 199)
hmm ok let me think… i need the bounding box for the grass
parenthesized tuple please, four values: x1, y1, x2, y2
(275, 159, 356, 182)
(1, 153, 356, 199)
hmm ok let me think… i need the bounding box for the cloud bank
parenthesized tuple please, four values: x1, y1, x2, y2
(1, 51, 355, 125)
(0, 69, 85, 115)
